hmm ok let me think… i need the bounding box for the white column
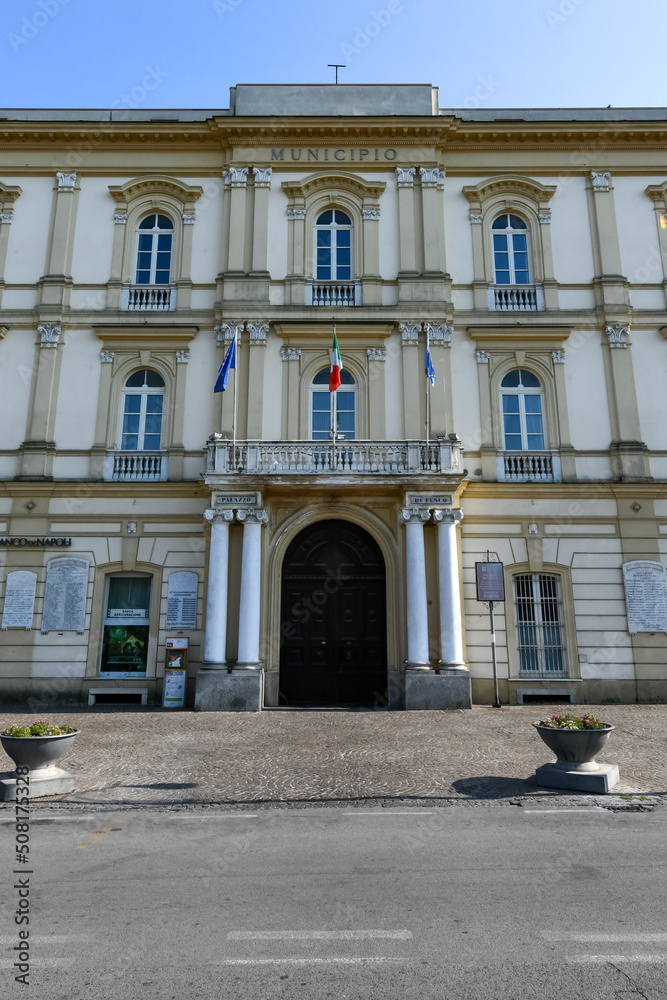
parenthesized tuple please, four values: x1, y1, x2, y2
(433, 509, 466, 668)
(236, 508, 268, 668)
(400, 508, 432, 668)
(203, 509, 234, 665)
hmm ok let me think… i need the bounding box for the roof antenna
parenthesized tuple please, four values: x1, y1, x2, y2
(328, 64, 346, 85)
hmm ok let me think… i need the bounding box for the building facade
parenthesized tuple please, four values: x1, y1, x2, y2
(1, 84, 666, 710)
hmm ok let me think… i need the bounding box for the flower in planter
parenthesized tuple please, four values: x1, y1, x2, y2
(2, 720, 78, 737)
(536, 713, 610, 731)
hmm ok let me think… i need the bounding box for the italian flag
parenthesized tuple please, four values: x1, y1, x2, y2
(329, 328, 342, 392)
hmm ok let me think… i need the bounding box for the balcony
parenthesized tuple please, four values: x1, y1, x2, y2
(498, 451, 561, 483)
(489, 285, 544, 311)
(306, 281, 361, 307)
(121, 285, 177, 311)
(105, 452, 167, 482)
(206, 439, 464, 477)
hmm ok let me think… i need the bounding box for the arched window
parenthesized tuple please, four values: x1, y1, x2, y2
(120, 370, 165, 451)
(135, 214, 173, 285)
(500, 369, 545, 450)
(513, 573, 566, 676)
(315, 209, 352, 281)
(310, 368, 355, 440)
(492, 213, 530, 285)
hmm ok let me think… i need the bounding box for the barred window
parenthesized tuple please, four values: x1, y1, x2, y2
(513, 573, 566, 676)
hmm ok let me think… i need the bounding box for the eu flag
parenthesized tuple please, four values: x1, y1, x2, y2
(425, 344, 436, 386)
(214, 334, 236, 392)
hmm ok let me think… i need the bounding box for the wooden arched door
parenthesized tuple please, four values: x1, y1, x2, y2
(279, 520, 387, 706)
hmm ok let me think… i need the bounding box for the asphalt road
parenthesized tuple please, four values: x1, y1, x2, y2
(2, 804, 666, 999)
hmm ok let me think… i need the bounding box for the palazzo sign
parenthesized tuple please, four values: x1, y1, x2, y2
(623, 560, 667, 634)
(214, 494, 259, 507)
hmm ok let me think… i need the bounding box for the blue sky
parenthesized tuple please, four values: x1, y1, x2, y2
(0, 0, 665, 109)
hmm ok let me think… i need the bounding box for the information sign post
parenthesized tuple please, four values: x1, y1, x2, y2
(475, 558, 505, 708)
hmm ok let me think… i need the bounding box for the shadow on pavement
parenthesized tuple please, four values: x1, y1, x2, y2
(451, 776, 538, 798)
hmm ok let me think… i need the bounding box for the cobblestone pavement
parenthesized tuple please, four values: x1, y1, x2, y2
(1, 704, 666, 809)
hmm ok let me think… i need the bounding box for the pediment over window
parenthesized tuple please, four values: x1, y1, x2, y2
(109, 175, 203, 211)
(282, 172, 385, 202)
(463, 175, 557, 210)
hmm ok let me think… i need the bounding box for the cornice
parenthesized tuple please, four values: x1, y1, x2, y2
(464, 482, 667, 500)
(1, 117, 667, 154)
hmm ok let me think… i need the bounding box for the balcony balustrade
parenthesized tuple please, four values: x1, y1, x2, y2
(499, 451, 561, 482)
(121, 285, 177, 311)
(105, 452, 167, 481)
(489, 284, 544, 311)
(306, 281, 361, 307)
(206, 439, 464, 477)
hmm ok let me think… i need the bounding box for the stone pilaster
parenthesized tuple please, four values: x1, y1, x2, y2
(432, 509, 465, 668)
(400, 508, 432, 669)
(16, 325, 63, 480)
(236, 509, 269, 669)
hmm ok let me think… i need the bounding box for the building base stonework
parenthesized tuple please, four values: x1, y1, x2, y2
(404, 669, 472, 711)
(0, 766, 75, 801)
(535, 762, 620, 794)
(194, 669, 264, 712)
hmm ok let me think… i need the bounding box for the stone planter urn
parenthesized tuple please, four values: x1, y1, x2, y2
(532, 722, 619, 793)
(532, 723, 614, 771)
(0, 731, 79, 800)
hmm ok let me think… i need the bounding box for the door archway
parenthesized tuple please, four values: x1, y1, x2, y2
(279, 519, 387, 706)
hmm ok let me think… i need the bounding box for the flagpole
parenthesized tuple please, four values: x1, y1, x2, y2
(232, 327, 239, 470)
(425, 324, 430, 466)
(331, 319, 337, 472)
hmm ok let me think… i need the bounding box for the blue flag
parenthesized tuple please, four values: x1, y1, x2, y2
(214, 333, 236, 392)
(425, 338, 436, 386)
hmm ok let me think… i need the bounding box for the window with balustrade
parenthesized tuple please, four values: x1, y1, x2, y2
(310, 367, 356, 440)
(462, 175, 557, 312)
(109, 175, 202, 312)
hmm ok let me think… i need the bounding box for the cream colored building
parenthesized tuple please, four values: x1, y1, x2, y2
(1, 84, 666, 710)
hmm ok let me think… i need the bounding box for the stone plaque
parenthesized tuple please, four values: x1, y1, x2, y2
(166, 571, 198, 629)
(41, 557, 89, 634)
(623, 560, 667, 635)
(1, 571, 37, 630)
(214, 493, 258, 507)
(406, 493, 453, 507)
